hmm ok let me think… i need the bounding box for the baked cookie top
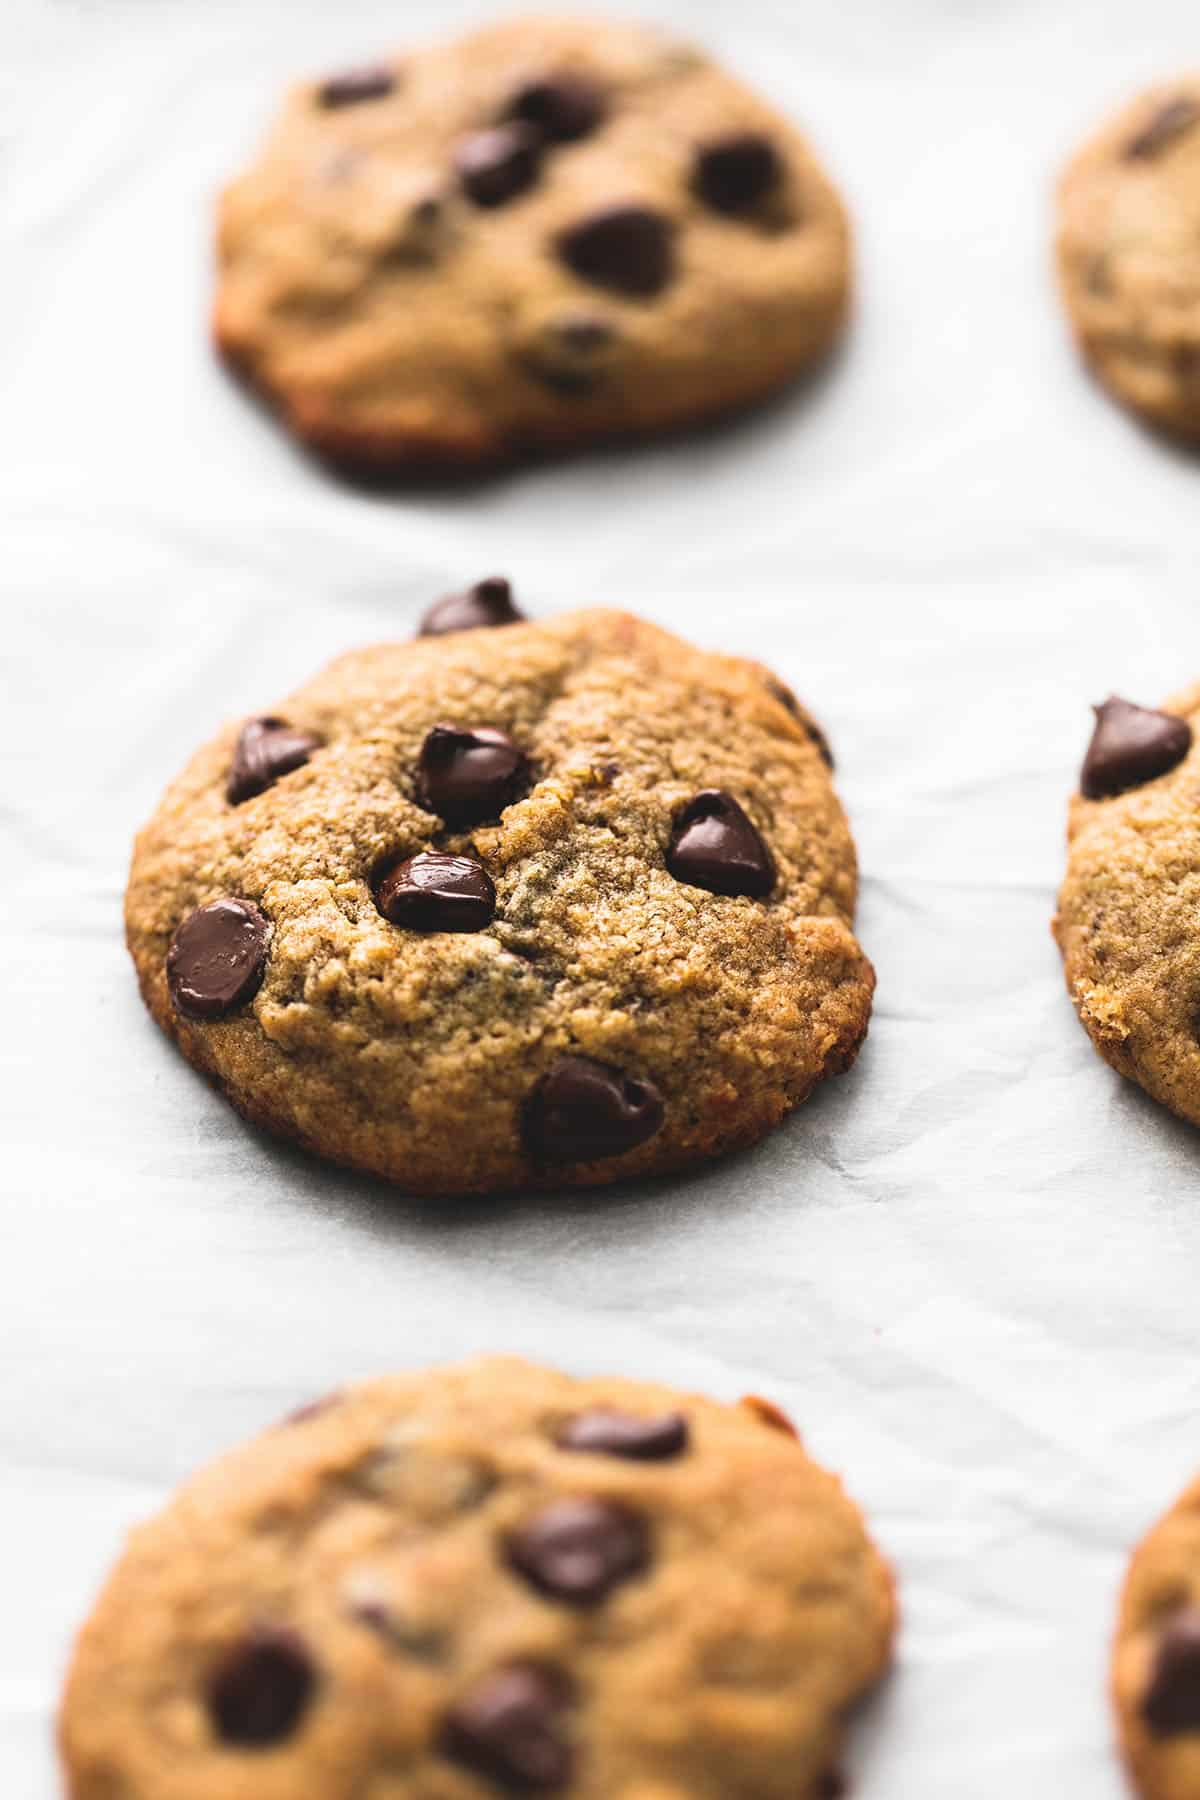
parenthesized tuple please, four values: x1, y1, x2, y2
(1058, 79, 1200, 437)
(1055, 687, 1200, 1124)
(215, 14, 851, 469)
(60, 1357, 896, 1799)
(125, 601, 872, 1195)
(1114, 1475, 1200, 1799)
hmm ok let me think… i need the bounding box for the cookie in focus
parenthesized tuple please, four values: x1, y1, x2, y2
(59, 1357, 896, 1798)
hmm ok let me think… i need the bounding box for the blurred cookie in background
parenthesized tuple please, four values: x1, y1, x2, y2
(1114, 1474, 1200, 1798)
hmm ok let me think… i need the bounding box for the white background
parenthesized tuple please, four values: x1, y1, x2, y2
(5, 1, 1200, 1794)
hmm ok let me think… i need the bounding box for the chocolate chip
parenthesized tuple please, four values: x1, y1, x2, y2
(817, 1771, 847, 1800)
(693, 132, 782, 214)
(740, 1394, 799, 1437)
(456, 124, 542, 208)
(1143, 1609, 1200, 1735)
(558, 205, 676, 298)
(666, 791, 775, 898)
(523, 1055, 665, 1164)
(375, 851, 496, 932)
(417, 724, 529, 828)
(442, 1664, 573, 1792)
(207, 1629, 315, 1747)
(509, 75, 606, 143)
(762, 676, 835, 769)
(226, 718, 322, 805)
(521, 313, 618, 394)
(508, 1497, 648, 1605)
(556, 1408, 689, 1460)
(1126, 96, 1200, 160)
(167, 898, 270, 1022)
(318, 65, 396, 109)
(1079, 696, 1192, 799)
(419, 577, 525, 638)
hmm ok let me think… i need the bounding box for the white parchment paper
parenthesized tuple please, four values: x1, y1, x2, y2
(6, 1, 1200, 1793)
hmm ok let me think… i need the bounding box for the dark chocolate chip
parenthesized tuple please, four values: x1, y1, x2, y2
(817, 1771, 848, 1800)
(419, 577, 525, 637)
(375, 851, 496, 932)
(227, 718, 323, 805)
(207, 1629, 315, 1747)
(762, 676, 835, 769)
(1079, 696, 1192, 799)
(1126, 96, 1200, 160)
(417, 723, 529, 828)
(509, 75, 606, 143)
(508, 1497, 648, 1605)
(1142, 1609, 1200, 1735)
(318, 65, 396, 109)
(167, 898, 270, 1022)
(740, 1394, 799, 1437)
(521, 312, 619, 394)
(556, 1408, 689, 1460)
(557, 205, 676, 298)
(456, 123, 542, 208)
(693, 132, 782, 214)
(442, 1663, 573, 1792)
(666, 791, 776, 898)
(523, 1055, 665, 1164)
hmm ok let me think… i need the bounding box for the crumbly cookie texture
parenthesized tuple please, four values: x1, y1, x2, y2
(1054, 685, 1200, 1124)
(124, 603, 872, 1195)
(59, 1357, 896, 1799)
(1058, 79, 1200, 437)
(1114, 1476, 1200, 1799)
(214, 14, 851, 470)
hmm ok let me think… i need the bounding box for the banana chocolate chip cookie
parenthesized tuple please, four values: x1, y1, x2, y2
(1055, 688, 1200, 1124)
(1058, 79, 1200, 437)
(60, 1357, 896, 1799)
(1114, 1475, 1200, 1798)
(214, 15, 852, 470)
(125, 600, 873, 1195)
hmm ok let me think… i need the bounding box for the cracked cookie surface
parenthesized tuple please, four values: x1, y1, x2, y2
(1055, 683, 1200, 1125)
(214, 14, 851, 470)
(59, 1357, 896, 1799)
(1058, 78, 1200, 437)
(125, 605, 872, 1195)
(1114, 1475, 1200, 1799)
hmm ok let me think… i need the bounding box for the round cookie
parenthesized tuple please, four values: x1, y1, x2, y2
(1113, 1476, 1200, 1798)
(1055, 688, 1200, 1123)
(1058, 79, 1200, 437)
(214, 15, 851, 470)
(125, 602, 873, 1196)
(59, 1356, 896, 1799)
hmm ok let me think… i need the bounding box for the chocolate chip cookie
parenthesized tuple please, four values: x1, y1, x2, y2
(214, 16, 852, 470)
(59, 1357, 896, 1798)
(125, 602, 872, 1194)
(1058, 79, 1200, 437)
(1113, 1475, 1200, 1798)
(1055, 688, 1200, 1123)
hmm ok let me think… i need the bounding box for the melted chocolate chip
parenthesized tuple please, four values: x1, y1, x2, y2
(557, 1408, 689, 1460)
(762, 677, 835, 768)
(1126, 96, 1200, 160)
(523, 313, 618, 394)
(419, 577, 525, 638)
(226, 718, 323, 805)
(558, 205, 676, 297)
(166, 899, 270, 1021)
(207, 1629, 315, 1747)
(666, 791, 776, 898)
(817, 1771, 847, 1800)
(508, 1497, 648, 1605)
(741, 1394, 799, 1437)
(523, 1055, 665, 1164)
(375, 851, 496, 932)
(509, 75, 606, 143)
(693, 132, 782, 214)
(1079, 696, 1192, 799)
(456, 123, 543, 208)
(442, 1663, 573, 1792)
(1143, 1609, 1200, 1735)
(318, 65, 396, 109)
(417, 724, 529, 828)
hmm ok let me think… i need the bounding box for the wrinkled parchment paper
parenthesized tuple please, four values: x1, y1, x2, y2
(6, 1, 1200, 1793)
